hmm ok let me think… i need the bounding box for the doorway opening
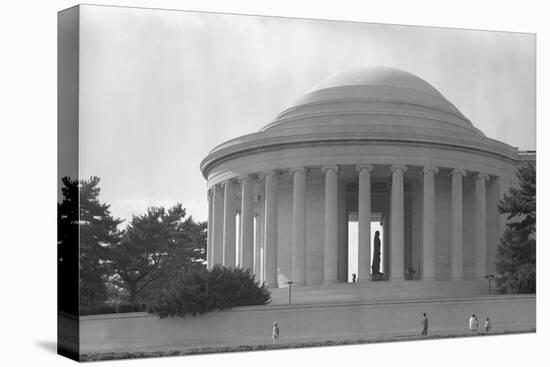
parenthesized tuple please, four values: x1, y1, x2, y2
(347, 213, 385, 282)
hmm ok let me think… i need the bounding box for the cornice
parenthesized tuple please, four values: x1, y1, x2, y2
(200, 129, 519, 179)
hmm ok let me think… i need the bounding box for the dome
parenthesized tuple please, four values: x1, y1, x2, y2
(261, 66, 483, 138)
(308, 66, 444, 96)
(201, 66, 519, 179)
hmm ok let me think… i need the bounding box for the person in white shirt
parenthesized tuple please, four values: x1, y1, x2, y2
(469, 314, 478, 333)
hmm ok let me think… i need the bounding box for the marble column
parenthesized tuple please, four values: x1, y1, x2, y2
(357, 164, 374, 282)
(390, 165, 407, 281)
(240, 175, 254, 271)
(212, 185, 224, 266)
(475, 173, 489, 278)
(207, 189, 213, 269)
(337, 182, 348, 282)
(291, 167, 307, 286)
(237, 209, 242, 265)
(322, 165, 339, 284)
(422, 166, 438, 280)
(450, 169, 466, 280)
(254, 187, 265, 280)
(383, 212, 390, 278)
(264, 171, 278, 288)
(495, 177, 511, 275)
(254, 210, 262, 279)
(223, 180, 237, 267)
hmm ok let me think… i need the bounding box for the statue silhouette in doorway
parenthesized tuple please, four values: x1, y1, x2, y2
(372, 231, 381, 275)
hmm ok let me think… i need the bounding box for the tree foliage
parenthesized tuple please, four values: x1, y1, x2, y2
(58, 176, 123, 308)
(107, 204, 207, 305)
(58, 177, 80, 314)
(148, 265, 271, 318)
(495, 163, 536, 294)
(59, 176, 208, 312)
(497, 163, 536, 234)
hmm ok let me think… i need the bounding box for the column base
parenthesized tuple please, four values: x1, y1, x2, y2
(322, 280, 338, 286)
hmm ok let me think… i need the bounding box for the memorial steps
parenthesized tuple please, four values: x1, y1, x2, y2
(268, 280, 489, 305)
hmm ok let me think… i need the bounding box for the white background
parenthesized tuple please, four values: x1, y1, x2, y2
(0, 0, 546, 366)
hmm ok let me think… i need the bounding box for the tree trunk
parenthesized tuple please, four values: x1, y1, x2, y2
(129, 283, 138, 306)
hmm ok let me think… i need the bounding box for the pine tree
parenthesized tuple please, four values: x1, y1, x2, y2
(58, 176, 123, 309)
(107, 204, 207, 305)
(58, 177, 80, 314)
(495, 163, 536, 294)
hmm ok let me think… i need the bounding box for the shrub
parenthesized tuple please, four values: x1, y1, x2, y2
(148, 265, 271, 318)
(79, 303, 147, 316)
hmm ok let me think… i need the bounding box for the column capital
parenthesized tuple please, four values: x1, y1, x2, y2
(222, 179, 237, 188)
(356, 164, 374, 173)
(259, 170, 277, 180)
(289, 166, 307, 176)
(450, 168, 467, 177)
(390, 164, 408, 173)
(422, 166, 439, 175)
(475, 172, 490, 181)
(321, 165, 339, 174)
(238, 173, 256, 183)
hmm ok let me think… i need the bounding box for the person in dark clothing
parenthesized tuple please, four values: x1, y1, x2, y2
(272, 321, 280, 344)
(372, 231, 381, 275)
(484, 317, 491, 333)
(421, 313, 429, 336)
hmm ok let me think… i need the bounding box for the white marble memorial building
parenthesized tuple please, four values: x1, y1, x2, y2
(200, 66, 532, 290)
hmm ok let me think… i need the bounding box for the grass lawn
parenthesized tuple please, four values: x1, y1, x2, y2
(80, 328, 535, 362)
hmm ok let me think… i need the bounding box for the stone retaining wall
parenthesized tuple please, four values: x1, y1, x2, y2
(79, 295, 535, 354)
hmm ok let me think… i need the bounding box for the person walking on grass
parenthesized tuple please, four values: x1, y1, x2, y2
(421, 313, 429, 336)
(272, 321, 280, 344)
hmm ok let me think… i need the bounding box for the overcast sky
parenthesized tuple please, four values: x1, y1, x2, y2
(77, 5, 535, 224)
